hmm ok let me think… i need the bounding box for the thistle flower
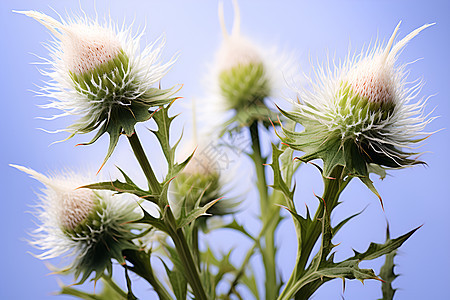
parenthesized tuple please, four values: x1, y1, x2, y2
(204, 0, 295, 131)
(280, 22, 434, 193)
(11, 165, 142, 284)
(17, 10, 177, 165)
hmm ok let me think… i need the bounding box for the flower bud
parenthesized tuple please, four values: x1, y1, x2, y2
(170, 141, 237, 229)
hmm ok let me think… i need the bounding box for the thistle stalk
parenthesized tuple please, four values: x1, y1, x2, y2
(250, 121, 280, 300)
(166, 213, 208, 300)
(128, 130, 207, 300)
(128, 132, 162, 195)
(278, 166, 349, 300)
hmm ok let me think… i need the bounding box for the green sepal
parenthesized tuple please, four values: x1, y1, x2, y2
(279, 103, 425, 201)
(74, 239, 138, 285)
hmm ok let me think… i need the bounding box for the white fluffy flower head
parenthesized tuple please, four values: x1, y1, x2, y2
(281, 22, 434, 188)
(17, 10, 178, 165)
(11, 164, 142, 283)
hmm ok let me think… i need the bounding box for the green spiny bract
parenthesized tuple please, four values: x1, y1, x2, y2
(219, 62, 270, 111)
(62, 192, 140, 284)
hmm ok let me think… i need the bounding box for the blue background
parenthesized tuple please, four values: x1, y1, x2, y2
(1, 0, 449, 299)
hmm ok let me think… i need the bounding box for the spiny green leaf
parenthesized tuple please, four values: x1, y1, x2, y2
(213, 250, 236, 287)
(123, 265, 138, 300)
(269, 144, 294, 201)
(81, 180, 156, 203)
(239, 268, 261, 300)
(317, 259, 379, 281)
(352, 226, 420, 261)
(135, 208, 167, 232)
(222, 220, 254, 241)
(281, 205, 320, 271)
(378, 225, 398, 300)
(161, 243, 186, 283)
(360, 175, 384, 210)
(177, 198, 221, 229)
(379, 250, 398, 300)
(171, 149, 195, 179)
(332, 206, 367, 236)
(150, 104, 188, 183)
(116, 166, 135, 184)
(58, 277, 128, 300)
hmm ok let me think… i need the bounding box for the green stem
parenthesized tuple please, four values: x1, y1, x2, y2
(277, 166, 349, 300)
(128, 132, 161, 195)
(169, 226, 207, 300)
(278, 272, 321, 300)
(250, 122, 269, 213)
(250, 121, 279, 300)
(128, 130, 206, 299)
(298, 166, 347, 272)
(163, 206, 207, 300)
(192, 227, 200, 268)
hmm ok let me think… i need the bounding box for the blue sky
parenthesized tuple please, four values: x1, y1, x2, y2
(1, 1, 449, 299)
